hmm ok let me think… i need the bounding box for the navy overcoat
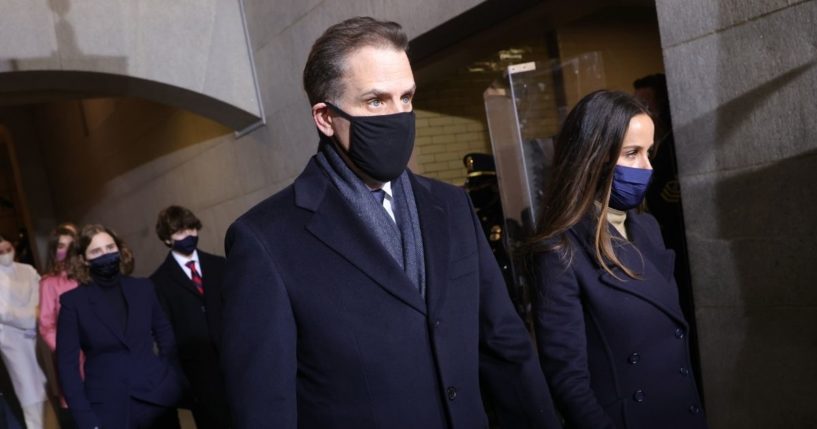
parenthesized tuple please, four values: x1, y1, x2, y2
(57, 276, 185, 429)
(150, 250, 230, 428)
(533, 211, 709, 429)
(220, 157, 560, 429)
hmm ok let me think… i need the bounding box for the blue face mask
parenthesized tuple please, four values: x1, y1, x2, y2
(609, 165, 653, 210)
(172, 235, 198, 255)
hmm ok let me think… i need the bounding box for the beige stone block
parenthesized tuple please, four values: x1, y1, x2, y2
(456, 131, 485, 142)
(423, 144, 447, 154)
(431, 134, 457, 144)
(447, 160, 466, 170)
(0, 0, 58, 63)
(416, 126, 443, 137)
(433, 151, 461, 162)
(424, 161, 450, 172)
(416, 154, 436, 165)
(202, 0, 261, 114)
(415, 135, 434, 147)
(428, 117, 455, 127)
(442, 124, 468, 134)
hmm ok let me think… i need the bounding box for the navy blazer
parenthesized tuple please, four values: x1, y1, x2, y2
(57, 276, 185, 429)
(220, 158, 560, 429)
(533, 211, 709, 429)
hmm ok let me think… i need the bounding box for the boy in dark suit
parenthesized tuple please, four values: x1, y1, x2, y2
(150, 206, 230, 429)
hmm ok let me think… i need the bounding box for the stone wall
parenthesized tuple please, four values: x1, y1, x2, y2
(2, 0, 485, 274)
(656, 0, 817, 426)
(0, 0, 261, 130)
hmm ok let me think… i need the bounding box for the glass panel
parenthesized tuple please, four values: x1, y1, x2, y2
(484, 52, 605, 242)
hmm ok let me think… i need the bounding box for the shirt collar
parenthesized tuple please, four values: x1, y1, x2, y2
(171, 249, 199, 267)
(381, 181, 393, 199)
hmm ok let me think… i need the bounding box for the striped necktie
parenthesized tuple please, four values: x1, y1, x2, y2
(185, 260, 204, 294)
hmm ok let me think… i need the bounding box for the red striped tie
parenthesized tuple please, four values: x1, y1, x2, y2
(186, 261, 204, 295)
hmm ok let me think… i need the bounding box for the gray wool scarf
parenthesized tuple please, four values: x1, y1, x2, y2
(315, 140, 426, 297)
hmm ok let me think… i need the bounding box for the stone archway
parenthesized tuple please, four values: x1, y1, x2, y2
(0, 0, 263, 132)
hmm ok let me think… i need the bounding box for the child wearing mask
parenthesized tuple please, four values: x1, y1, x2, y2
(38, 223, 80, 428)
(0, 233, 47, 429)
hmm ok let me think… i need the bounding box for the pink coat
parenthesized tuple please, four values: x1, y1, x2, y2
(38, 272, 79, 351)
(39, 272, 82, 407)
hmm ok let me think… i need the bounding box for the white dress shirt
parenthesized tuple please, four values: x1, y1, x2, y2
(380, 181, 396, 223)
(171, 249, 203, 280)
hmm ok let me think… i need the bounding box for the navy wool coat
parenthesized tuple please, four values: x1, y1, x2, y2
(220, 158, 561, 429)
(57, 276, 186, 429)
(150, 250, 230, 428)
(533, 211, 709, 429)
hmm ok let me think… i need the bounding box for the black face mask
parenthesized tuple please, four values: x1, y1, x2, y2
(325, 102, 415, 182)
(172, 235, 198, 255)
(88, 251, 121, 283)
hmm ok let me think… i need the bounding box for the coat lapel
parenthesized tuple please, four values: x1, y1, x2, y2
(410, 173, 450, 319)
(162, 253, 204, 299)
(627, 214, 676, 283)
(575, 214, 687, 325)
(297, 160, 426, 315)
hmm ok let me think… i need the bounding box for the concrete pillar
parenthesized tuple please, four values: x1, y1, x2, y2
(656, 0, 817, 427)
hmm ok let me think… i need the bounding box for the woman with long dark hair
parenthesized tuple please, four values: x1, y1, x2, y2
(531, 90, 708, 429)
(57, 224, 184, 429)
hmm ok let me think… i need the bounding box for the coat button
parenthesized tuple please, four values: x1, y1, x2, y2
(434, 320, 441, 328)
(689, 404, 701, 415)
(201, 305, 206, 313)
(628, 352, 641, 365)
(680, 367, 690, 376)
(674, 327, 685, 339)
(632, 389, 646, 403)
(446, 386, 457, 401)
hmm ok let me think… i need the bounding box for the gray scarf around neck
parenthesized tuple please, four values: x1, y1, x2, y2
(315, 140, 426, 296)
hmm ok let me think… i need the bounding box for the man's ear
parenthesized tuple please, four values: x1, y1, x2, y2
(312, 102, 334, 137)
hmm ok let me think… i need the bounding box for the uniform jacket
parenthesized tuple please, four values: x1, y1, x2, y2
(150, 250, 229, 428)
(220, 158, 560, 429)
(57, 276, 185, 429)
(533, 210, 708, 429)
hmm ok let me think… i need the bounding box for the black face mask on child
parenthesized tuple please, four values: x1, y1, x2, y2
(172, 235, 198, 255)
(88, 251, 121, 282)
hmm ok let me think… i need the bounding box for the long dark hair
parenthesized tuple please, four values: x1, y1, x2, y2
(43, 223, 78, 276)
(68, 224, 135, 284)
(530, 90, 651, 279)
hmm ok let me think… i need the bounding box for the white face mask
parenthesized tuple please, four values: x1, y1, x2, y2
(0, 252, 14, 267)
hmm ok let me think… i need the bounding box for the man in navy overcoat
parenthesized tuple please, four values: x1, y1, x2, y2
(219, 16, 560, 429)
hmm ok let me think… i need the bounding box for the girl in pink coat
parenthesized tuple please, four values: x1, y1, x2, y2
(38, 223, 81, 428)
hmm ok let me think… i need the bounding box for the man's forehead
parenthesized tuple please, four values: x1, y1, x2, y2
(341, 46, 414, 89)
